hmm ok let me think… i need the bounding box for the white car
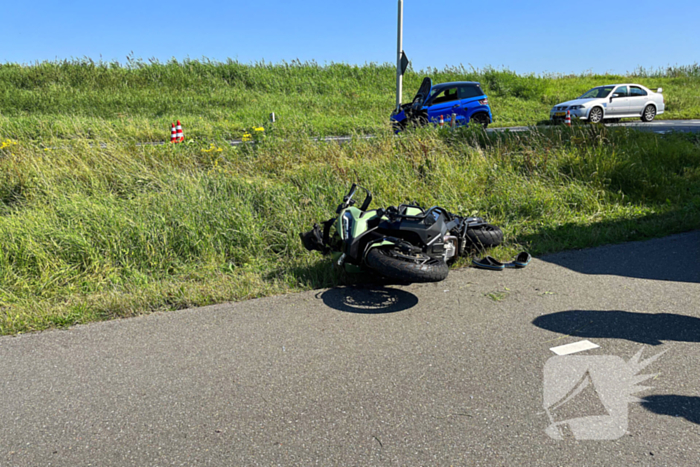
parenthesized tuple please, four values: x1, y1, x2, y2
(550, 84, 665, 124)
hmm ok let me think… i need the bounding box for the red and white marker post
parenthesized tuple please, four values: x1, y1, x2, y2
(170, 123, 177, 143)
(176, 120, 184, 142)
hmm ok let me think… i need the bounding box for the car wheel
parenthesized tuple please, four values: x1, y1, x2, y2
(392, 120, 406, 133)
(405, 115, 428, 129)
(641, 105, 656, 122)
(471, 113, 489, 129)
(588, 107, 604, 124)
(414, 116, 430, 128)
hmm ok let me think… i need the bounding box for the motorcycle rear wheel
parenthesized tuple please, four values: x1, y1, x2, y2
(466, 224, 504, 249)
(366, 248, 449, 283)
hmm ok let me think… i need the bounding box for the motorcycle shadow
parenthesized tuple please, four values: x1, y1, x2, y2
(318, 285, 419, 315)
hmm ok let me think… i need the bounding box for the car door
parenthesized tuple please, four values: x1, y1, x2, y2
(426, 87, 461, 124)
(628, 86, 649, 114)
(607, 86, 630, 116)
(458, 84, 486, 125)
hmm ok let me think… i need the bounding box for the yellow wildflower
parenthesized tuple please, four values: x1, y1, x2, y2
(0, 139, 18, 150)
(202, 143, 223, 153)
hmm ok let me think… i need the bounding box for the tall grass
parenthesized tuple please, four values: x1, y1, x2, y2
(1, 60, 699, 334)
(1, 126, 699, 335)
(1, 59, 699, 141)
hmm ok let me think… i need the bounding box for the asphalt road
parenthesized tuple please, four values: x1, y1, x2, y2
(600, 119, 700, 134)
(1, 231, 699, 466)
(120, 119, 700, 149)
(226, 119, 700, 146)
(488, 119, 700, 135)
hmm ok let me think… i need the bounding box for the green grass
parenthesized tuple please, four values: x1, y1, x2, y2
(1, 125, 699, 335)
(0, 59, 699, 335)
(1, 59, 699, 141)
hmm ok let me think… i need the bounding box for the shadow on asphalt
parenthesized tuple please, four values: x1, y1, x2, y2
(532, 310, 700, 345)
(642, 395, 700, 425)
(318, 286, 418, 314)
(526, 226, 700, 284)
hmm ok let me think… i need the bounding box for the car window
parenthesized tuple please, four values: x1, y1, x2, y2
(580, 86, 614, 98)
(613, 86, 628, 97)
(630, 86, 647, 97)
(459, 85, 484, 99)
(429, 87, 460, 105)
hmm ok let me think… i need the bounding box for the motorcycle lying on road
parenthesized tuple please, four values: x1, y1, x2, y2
(300, 184, 503, 283)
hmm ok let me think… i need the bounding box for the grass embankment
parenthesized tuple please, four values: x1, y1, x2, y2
(1, 126, 699, 334)
(1, 60, 699, 141)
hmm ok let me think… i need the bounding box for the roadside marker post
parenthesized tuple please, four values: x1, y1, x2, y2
(451, 113, 456, 130)
(176, 120, 184, 142)
(170, 123, 177, 143)
(565, 111, 572, 127)
(439, 115, 444, 128)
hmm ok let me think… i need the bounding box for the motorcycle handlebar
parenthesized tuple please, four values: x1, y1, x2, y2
(337, 184, 373, 213)
(345, 184, 358, 201)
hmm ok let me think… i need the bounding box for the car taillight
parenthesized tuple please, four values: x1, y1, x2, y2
(479, 98, 488, 105)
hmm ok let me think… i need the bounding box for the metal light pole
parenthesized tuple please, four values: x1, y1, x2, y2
(395, 0, 404, 112)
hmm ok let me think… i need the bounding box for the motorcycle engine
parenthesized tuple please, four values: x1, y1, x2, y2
(443, 235, 458, 261)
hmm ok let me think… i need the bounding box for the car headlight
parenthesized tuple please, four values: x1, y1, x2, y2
(569, 105, 585, 110)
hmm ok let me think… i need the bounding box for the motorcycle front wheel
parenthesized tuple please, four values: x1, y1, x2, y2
(366, 248, 449, 283)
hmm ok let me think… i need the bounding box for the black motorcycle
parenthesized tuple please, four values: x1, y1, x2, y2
(301, 184, 503, 283)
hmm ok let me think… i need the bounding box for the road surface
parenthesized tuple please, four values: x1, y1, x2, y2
(1, 231, 699, 466)
(487, 119, 700, 135)
(228, 119, 700, 146)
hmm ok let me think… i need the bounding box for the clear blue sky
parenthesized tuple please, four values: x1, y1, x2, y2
(3, 0, 698, 74)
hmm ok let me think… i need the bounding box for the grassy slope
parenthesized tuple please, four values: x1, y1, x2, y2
(0, 60, 699, 334)
(1, 60, 699, 141)
(1, 126, 699, 334)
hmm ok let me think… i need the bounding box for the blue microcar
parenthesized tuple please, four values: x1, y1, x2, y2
(391, 77, 493, 131)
